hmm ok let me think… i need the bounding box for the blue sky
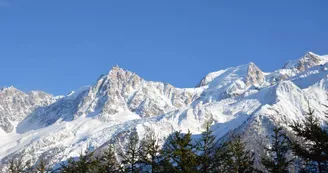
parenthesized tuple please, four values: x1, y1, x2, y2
(0, 0, 327, 95)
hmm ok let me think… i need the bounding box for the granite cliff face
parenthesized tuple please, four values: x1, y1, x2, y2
(246, 62, 264, 86)
(1, 52, 328, 171)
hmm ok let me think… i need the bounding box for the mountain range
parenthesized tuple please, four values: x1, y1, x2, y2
(1, 52, 328, 171)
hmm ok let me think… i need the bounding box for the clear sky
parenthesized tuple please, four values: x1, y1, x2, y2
(0, 0, 327, 95)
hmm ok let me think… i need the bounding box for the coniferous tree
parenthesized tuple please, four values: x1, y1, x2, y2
(212, 141, 231, 172)
(97, 145, 121, 173)
(139, 133, 161, 173)
(59, 158, 77, 173)
(261, 127, 294, 173)
(35, 158, 51, 173)
(120, 131, 141, 173)
(8, 157, 31, 173)
(157, 156, 174, 173)
(75, 151, 100, 173)
(196, 123, 217, 173)
(223, 135, 255, 173)
(161, 130, 198, 173)
(36, 159, 47, 173)
(59, 150, 100, 173)
(290, 106, 328, 173)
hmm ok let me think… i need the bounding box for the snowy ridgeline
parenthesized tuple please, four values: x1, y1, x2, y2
(1, 51, 328, 170)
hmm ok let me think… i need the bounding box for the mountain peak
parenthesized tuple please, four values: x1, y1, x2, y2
(246, 62, 264, 86)
(107, 65, 138, 78)
(106, 65, 138, 81)
(247, 62, 261, 73)
(0, 85, 21, 93)
(92, 66, 142, 97)
(302, 51, 320, 61)
(283, 51, 327, 71)
(247, 62, 259, 69)
(196, 62, 262, 88)
(305, 51, 317, 57)
(109, 65, 126, 73)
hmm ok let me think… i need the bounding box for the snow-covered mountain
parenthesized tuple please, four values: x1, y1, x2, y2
(0, 87, 57, 133)
(1, 52, 328, 171)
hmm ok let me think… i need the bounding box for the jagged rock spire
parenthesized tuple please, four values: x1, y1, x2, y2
(246, 62, 264, 86)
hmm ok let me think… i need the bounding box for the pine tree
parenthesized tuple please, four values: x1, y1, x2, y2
(161, 130, 198, 173)
(120, 131, 141, 173)
(36, 159, 47, 173)
(212, 141, 231, 172)
(157, 156, 174, 173)
(8, 157, 31, 173)
(289, 106, 328, 173)
(59, 150, 100, 173)
(75, 151, 100, 173)
(222, 135, 255, 173)
(196, 123, 217, 173)
(35, 158, 51, 173)
(261, 127, 294, 173)
(97, 145, 121, 173)
(139, 133, 161, 173)
(59, 158, 78, 173)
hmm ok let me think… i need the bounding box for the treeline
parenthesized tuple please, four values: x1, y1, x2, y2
(7, 106, 328, 173)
